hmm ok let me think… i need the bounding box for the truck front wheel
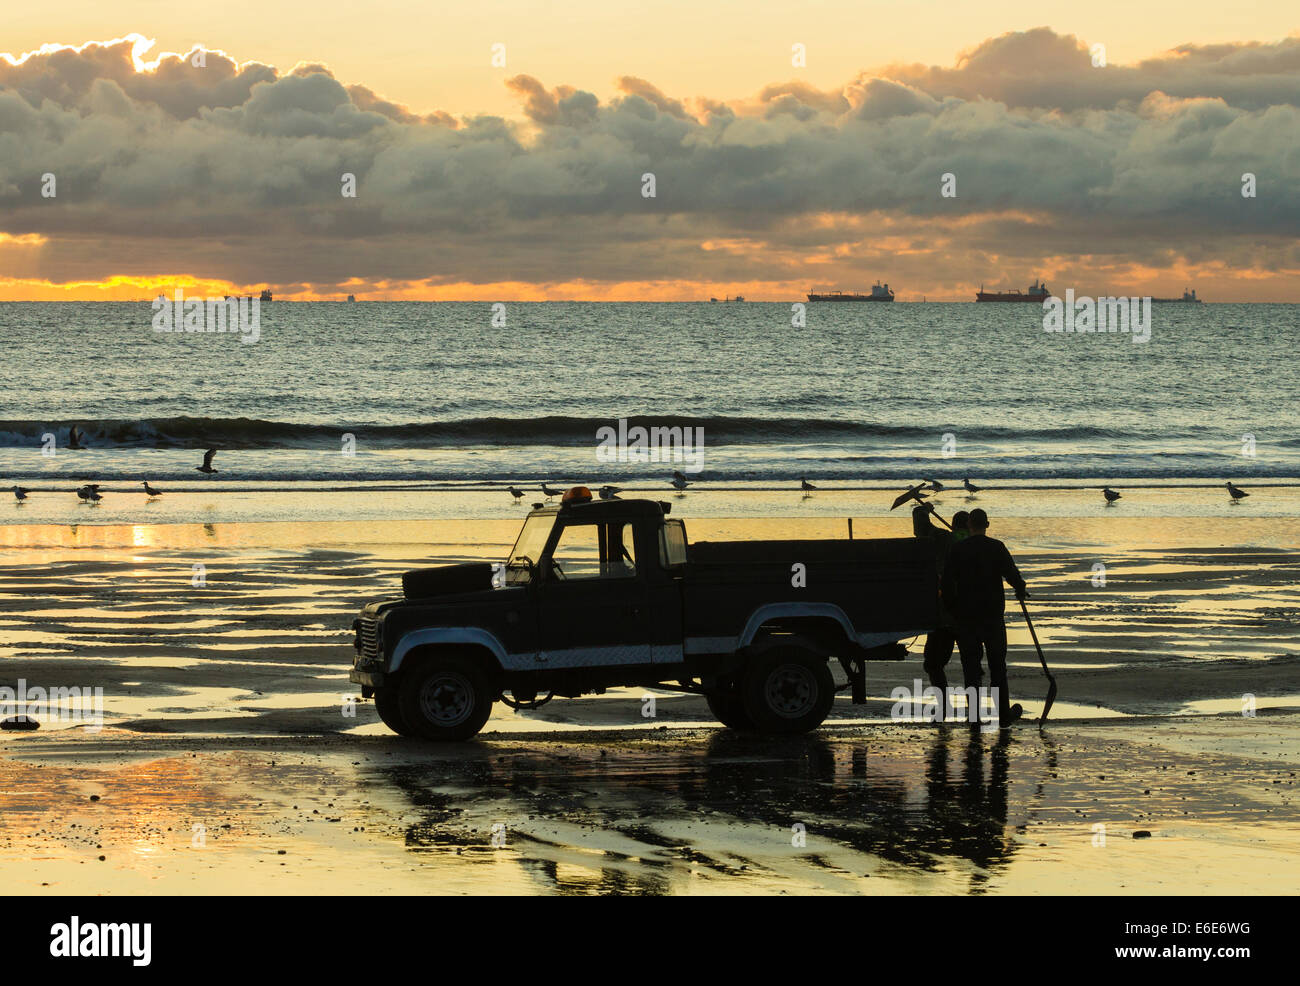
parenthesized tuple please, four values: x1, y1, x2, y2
(741, 645, 835, 735)
(399, 656, 494, 741)
(373, 686, 418, 737)
(705, 684, 755, 731)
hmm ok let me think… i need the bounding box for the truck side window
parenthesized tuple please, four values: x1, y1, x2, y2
(549, 522, 637, 580)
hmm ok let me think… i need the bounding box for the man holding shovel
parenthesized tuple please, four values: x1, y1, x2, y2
(941, 508, 1028, 729)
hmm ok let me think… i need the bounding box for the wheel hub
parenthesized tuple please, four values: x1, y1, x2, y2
(765, 663, 816, 718)
(419, 672, 474, 727)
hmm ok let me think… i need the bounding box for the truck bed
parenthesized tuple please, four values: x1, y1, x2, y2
(683, 537, 938, 651)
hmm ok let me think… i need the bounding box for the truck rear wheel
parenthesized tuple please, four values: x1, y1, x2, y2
(741, 645, 835, 735)
(705, 685, 755, 731)
(373, 686, 417, 737)
(399, 655, 494, 741)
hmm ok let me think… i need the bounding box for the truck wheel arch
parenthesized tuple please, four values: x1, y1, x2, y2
(739, 602, 856, 651)
(390, 628, 508, 675)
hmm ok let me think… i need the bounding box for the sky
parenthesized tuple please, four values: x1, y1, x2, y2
(1, 2, 1298, 300)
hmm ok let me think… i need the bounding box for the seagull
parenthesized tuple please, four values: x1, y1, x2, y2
(142, 481, 162, 498)
(963, 477, 981, 495)
(1226, 482, 1249, 501)
(800, 478, 817, 492)
(67, 425, 86, 450)
(76, 484, 101, 503)
(672, 470, 689, 484)
(12, 486, 29, 502)
(599, 485, 623, 500)
(540, 483, 563, 499)
(925, 479, 944, 492)
(1103, 487, 1121, 503)
(508, 486, 525, 502)
(671, 476, 690, 494)
(86, 489, 103, 504)
(196, 448, 218, 474)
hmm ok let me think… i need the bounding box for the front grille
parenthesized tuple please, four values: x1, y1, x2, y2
(357, 617, 381, 664)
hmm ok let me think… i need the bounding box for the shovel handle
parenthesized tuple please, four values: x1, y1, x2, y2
(1019, 598, 1050, 674)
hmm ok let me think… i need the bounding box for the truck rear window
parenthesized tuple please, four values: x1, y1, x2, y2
(660, 519, 687, 567)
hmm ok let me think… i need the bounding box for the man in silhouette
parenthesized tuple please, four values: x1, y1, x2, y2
(912, 504, 977, 719)
(941, 508, 1028, 728)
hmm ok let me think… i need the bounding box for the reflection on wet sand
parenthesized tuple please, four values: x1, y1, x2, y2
(380, 728, 1030, 895)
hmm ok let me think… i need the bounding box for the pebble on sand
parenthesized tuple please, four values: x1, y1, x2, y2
(1, 716, 39, 731)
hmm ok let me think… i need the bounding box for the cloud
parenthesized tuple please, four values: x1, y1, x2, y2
(0, 29, 1297, 298)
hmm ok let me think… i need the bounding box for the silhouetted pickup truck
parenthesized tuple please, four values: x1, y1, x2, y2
(350, 489, 937, 740)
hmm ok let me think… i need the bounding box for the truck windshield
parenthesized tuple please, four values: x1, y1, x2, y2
(505, 513, 552, 584)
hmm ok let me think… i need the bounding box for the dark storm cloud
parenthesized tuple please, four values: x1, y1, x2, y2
(0, 29, 1297, 291)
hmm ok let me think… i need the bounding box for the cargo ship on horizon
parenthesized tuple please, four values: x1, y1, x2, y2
(807, 281, 895, 302)
(1151, 288, 1202, 303)
(976, 279, 1051, 302)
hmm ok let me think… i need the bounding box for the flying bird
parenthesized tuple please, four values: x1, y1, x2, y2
(800, 478, 817, 492)
(1103, 487, 1121, 503)
(599, 485, 623, 500)
(12, 486, 29, 502)
(196, 448, 219, 474)
(1226, 482, 1249, 500)
(67, 425, 86, 450)
(508, 486, 525, 502)
(925, 479, 944, 492)
(142, 481, 162, 498)
(963, 477, 981, 495)
(540, 483, 563, 499)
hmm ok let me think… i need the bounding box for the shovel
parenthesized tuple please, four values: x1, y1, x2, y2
(1018, 597, 1058, 725)
(893, 486, 952, 530)
(890, 482, 929, 511)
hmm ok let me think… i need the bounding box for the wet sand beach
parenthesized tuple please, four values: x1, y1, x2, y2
(1, 502, 1298, 893)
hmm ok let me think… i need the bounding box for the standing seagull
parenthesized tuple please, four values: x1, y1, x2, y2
(142, 481, 162, 498)
(800, 478, 817, 493)
(196, 448, 219, 474)
(963, 477, 981, 495)
(86, 488, 103, 504)
(507, 486, 525, 503)
(67, 425, 86, 450)
(540, 483, 563, 499)
(1226, 482, 1249, 501)
(599, 485, 623, 500)
(12, 486, 29, 502)
(76, 484, 101, 503)
(671, 476, 690, 495)
(1103, 487, 1121, 503)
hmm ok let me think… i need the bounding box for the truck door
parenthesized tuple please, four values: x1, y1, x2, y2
(536, 518, 653, 667)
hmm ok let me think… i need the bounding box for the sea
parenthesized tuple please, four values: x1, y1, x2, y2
(1, 300, 1296, 522)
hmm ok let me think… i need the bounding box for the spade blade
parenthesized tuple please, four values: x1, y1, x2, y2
(890, 483, 928, 511)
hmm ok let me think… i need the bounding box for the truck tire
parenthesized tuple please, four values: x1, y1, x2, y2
(399, 655, 494, 741)
(373, 686, 417, 737)
(705, 685, 755, 731)
(740, 644, 835, 735)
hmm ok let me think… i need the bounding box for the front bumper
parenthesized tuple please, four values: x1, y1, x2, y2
(349, 668, 385, 695)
